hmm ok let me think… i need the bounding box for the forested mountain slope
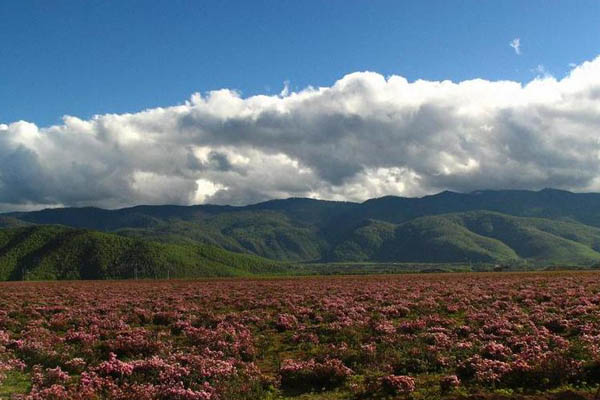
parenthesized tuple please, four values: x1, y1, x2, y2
(5, 189, 600, 266)
(0, 225, 287, 280)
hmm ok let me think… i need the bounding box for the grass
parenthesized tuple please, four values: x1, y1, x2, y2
(0, 371, 30, 398)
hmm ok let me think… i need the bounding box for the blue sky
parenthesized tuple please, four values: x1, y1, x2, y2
(2, 0, 599, 127)
(2, 1, 600, 210)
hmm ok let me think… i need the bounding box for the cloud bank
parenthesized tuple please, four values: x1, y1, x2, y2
(2, 56, 600, 211)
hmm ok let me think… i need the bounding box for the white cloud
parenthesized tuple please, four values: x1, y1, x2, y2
(2, 56, 600, 210)
(531, 64, 553, 78)
(280, 80, 291, 97)
(509, 38, 521, 55)
(194, 178, 224, 203)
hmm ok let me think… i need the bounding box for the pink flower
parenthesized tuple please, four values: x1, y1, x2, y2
(381, 375, 416, 395)
(275, 313, 298, 331)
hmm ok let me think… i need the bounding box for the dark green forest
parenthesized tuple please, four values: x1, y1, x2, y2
(0, 225, 288, 280)
(4, 189, 600, 279)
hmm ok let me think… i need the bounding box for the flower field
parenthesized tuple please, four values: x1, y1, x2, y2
(1, 272, 600, 399)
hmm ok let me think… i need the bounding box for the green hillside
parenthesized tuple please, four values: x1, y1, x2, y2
(6, 189, 600, 267)
(449, 212, 600, 264)
(0, 216, 31, 228)
(0, 225, 288, 281)
(328, 211, 600, 265)
(118, 210, 326, 261)
(327, 219, 396, 261)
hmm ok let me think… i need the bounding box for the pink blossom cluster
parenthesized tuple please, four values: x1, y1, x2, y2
(0, 272, 598, 398)
(381, 374, 416, 395)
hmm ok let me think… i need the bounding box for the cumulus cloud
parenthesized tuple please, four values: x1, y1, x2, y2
(531, 64, 552, 78)
(2, 56, 600, 211)
(510, 38, 521, 55)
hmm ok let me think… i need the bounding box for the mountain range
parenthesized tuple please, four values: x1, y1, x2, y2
(3, 188, 600, 279)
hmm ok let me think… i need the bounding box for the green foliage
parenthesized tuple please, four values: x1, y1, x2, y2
(326, 211, 600, 265)
(0, 371, 30, 397)
(117, 211, 327, 262)
(330, 216, 518, 263)
(0, 216, 31, 228)
(6, 189, 600, 267)
(329, 219, 396, 261)
(0, 225, 288, 281)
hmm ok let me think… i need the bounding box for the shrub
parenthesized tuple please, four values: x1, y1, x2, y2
(380, 374, 415, 395)
(279, 358, 352, 390)
(440, 374, 460, 393)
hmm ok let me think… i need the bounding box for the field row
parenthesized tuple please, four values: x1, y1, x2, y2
(1, 272, 599, 399)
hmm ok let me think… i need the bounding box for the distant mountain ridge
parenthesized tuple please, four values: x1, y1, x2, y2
(8, 188, 600, 227)
(4, 188, 600, 271)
